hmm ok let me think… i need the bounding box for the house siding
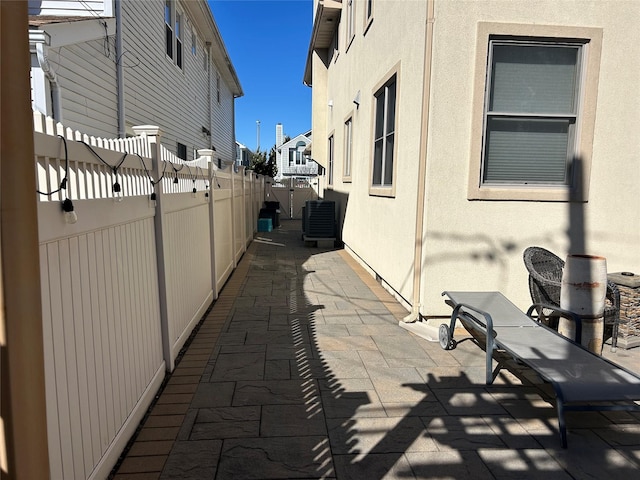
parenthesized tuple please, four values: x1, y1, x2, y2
(118, 0, 235, 161)
(30, 0, 239, 163)
(121, 0, 213, 160)
(28, 0, 112, 16)
(211, 77, 236, 163)
(55, 38, 118, 138)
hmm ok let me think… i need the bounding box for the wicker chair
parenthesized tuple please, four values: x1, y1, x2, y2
(523, 246, 621, 351)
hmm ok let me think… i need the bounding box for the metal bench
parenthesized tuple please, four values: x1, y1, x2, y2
(440, 291, 640, 447)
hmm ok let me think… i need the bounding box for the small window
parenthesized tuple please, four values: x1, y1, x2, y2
(328, 134, 335, 186)
(371, 73, 396, 193)
(344, 116, 353, 181)
(331, 18, 340, 62)
(165, 0, 173, 59)
(346, 0, 355, 47)
(364, 0, 374, 34)
(177, 142, 187, 160)
(295, 141, 306, 165)
(288, 149, 295, 167)
(216, 72, 221, 103)
(191, 30, 197, 56)
(175, 12, 183, 69)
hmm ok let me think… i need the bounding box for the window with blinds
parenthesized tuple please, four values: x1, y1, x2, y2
(481, 41, 583, 186)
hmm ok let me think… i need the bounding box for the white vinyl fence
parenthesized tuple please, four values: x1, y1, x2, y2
(267, 177, 318, 219)
(33, 112, 264, 480)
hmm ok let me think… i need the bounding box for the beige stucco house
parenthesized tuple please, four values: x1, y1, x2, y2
(304, 0, 640, 322)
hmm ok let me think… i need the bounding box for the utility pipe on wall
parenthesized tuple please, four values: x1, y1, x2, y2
(402, 0, 435, 324)
(115, 0, 125, 138)
(35, 42, 62, 121)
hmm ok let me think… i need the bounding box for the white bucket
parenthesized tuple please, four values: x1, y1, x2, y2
(559, 254, 607, 354)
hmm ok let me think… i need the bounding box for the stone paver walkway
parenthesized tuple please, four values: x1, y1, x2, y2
(112, 220, 640, 479)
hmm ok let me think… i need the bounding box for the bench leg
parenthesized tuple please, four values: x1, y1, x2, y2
(556, 397, 568, 448)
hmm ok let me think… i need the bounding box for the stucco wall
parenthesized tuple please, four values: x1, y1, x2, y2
(421, 0, 640, 315)
(321, 0, 428, 305)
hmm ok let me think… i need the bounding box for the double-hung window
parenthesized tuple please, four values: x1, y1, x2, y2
(364, 0, 374, 34)
(344, 116, 353, 181)
(371, 73, 397, 194)
(296, 141, 306, 165)
(328, 134, 335, 186)
(469, 23, 603, 201)
(482, 40, 581, 186)
(346, 0, 355, 48)
(165, 0, 183, 70)
(165, 1, 173, 59)
(175, 11, 183, 69)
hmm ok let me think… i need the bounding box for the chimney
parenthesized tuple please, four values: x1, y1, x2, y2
(276, 123, 283, 147)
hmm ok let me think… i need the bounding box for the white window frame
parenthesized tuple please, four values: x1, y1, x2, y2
(370, 65, 399, 197)
(346, 0, 355, 50)
(331, 18, 340, 63)
(328, 133, 335, 187)
(295, 141, 306, 165)
(468, 23, 603, 202)
(164, 0, 173, 59)
(343, 114, 353, 182)
(175, 10, 183, 69)
(364, 0, 374, 35)
(165, 1, 183, 70)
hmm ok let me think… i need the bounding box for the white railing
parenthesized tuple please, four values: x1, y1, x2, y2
(33, 112, 265, 480)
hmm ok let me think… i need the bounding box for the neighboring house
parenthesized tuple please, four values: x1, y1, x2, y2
(274, 127, 315, 183)
(28, 0, 242, 163)
(235, 140, 254, 168)
(304, 0, 640, 320)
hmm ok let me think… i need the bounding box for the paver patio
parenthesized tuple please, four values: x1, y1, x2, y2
(112, 220, 640, 480)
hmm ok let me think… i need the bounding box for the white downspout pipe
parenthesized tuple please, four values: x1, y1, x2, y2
(402, 0, 435, 325)
(35, 42, 62, 121)
(115, 0, 125, 138)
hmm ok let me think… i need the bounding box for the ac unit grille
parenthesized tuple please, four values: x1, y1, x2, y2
(305, 200, 335, 238)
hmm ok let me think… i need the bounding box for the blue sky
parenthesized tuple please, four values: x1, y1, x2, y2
(209, 0, 313, 152)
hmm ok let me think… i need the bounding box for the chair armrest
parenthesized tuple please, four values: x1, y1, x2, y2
(526, 303, 583, 343)
(606, 280, 621, 317)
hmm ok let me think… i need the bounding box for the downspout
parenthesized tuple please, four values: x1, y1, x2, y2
(206, 42, 212, 147)
(35, 42, 62, 121)
(115, 0, 125, 138)
(402, 0, 435, 324)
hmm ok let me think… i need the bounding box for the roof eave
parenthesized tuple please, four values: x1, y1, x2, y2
(187, 0, 243, 97)
(303, 0, 342, 86)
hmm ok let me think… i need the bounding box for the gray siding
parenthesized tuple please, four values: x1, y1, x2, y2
(30, 0, 238, 161)
(56, 39, 118, 138)
(121, 0, 235, 161)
